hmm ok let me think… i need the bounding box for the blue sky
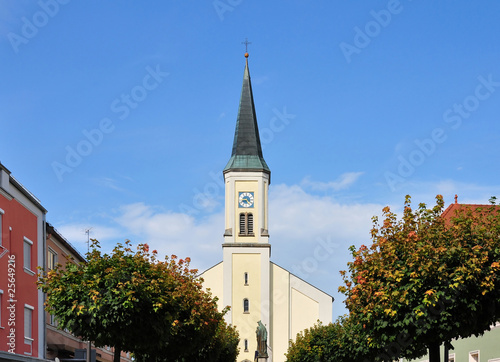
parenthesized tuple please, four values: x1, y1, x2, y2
(1, 1, 500, 319)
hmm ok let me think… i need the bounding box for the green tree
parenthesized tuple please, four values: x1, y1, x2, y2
(38, 240, 239, 362)
(134, 319, 240, 362)
(286, 316, 370, 362)
(339, 195, 500, 362)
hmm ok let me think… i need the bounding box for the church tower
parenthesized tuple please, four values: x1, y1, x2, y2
(223, 52, 270, 245)
(222, 52, 272, 358)
(201, 51, 333, 362)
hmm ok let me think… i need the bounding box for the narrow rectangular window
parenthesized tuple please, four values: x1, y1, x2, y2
(244, 272, 249, 285)
(24, 237, 33, 272)
(47, 248, 57, 270)
(247, 213, 254, 234)
(24, 305, 34, 339)
(24, 304, 34, 355)
(0, 289, 3, 327)
(239, 213, 246, 234)
(49, 314, 57, 327)
(0, 208, 4, 246)
(244, 339, 248, 352)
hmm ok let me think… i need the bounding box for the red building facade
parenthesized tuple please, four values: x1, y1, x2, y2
(0, 163, 46, 359)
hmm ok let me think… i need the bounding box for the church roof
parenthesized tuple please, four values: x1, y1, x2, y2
(441, 196, 500, 224)
(223, 54, 270, 176)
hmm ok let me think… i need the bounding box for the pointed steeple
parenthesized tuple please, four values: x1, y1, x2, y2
(224, 53, 270, 176)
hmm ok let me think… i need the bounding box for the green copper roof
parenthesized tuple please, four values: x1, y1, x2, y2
(224, 57, 270, 175)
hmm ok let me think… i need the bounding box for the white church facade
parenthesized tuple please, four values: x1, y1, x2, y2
(200, 52, 333, 362)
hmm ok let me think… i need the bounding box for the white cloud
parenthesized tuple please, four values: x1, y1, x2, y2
(55, 223, 123, 252)
(268, 183, 385, 317)
(301, 172, 364, 192)
(55, 182, 390, 318)
(270, 183, 381, 242)
(91, 177, 126, 192)
(112, 203, 224, 270)
(401, 179, 500, 207)
(55, 204, 225, 272)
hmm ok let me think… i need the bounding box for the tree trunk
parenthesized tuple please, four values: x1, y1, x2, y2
(114, 344, 121, 362)
(428, 342, 440, 362)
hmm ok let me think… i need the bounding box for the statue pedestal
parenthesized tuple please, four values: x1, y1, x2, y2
(257, 357, 268, 362)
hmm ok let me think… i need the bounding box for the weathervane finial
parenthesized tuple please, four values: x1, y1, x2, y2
(242, 38, 251, 58)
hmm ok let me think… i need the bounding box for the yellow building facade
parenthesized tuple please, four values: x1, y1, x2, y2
(201, 54, 333, 362)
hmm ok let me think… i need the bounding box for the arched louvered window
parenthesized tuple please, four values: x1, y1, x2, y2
(239, 213, 254, 236)
(240, 213, 246, 234)
(243, 298, 249, 313)
(248, 213, 253, 233)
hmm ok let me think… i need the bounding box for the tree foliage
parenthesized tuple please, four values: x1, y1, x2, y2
(38, 240, 239, 362)
(339, 195, 500, 362)
(285, 316, 368, 362)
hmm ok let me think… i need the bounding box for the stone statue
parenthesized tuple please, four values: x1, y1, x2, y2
(255, 320, 268, 358)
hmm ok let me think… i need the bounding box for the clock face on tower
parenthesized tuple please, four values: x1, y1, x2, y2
(238, 192, 254, 208)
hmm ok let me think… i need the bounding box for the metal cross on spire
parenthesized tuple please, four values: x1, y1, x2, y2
(242, 38, 251, 53)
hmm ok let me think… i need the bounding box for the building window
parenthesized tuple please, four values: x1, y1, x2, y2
(24, 237, 33, 273)
(0, 289, 3, 328)
(239, 214, 245, 234)
(24, 305, 33, 338)
(244, 272, 249, 285)
(23, 237, 35, 275)
(24, 304, 34, 353)
(243, 298, 249, 313)
(244, 339, 249, 352)
(239, 213, 254, 236)
(47, 248, 58, 270)
(0, 208, 4, 246)
(469, 351, 479, 362)
(49, 314, 58, 327)
(248, 214, 253, 233)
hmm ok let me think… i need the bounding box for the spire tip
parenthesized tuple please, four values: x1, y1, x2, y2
(242, 38, 251, 58)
